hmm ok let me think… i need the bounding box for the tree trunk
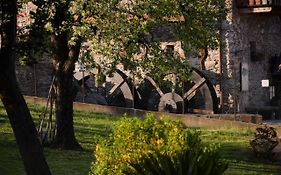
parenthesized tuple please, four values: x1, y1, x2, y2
(52, 67, 81, 149)
(35, 2, 82, 149)
(50, 18, 81, 149)
(0, 1, 51, 174)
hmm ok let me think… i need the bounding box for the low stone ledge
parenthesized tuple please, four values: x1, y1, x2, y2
(204, 114, 262, 124)
(246, 106, 281, 120)
(24, 96, 263, 130)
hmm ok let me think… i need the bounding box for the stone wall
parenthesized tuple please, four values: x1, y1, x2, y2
(198, 0, 281, 114)
(16, 58, 53, 97)
(24, 96, 263, 127)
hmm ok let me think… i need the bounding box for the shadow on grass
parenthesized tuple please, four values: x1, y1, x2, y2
(223, 146, 281, 175)
(0, 131, 25, 175)
(223, 142, 281, 175)
(226, 162, 281, 175)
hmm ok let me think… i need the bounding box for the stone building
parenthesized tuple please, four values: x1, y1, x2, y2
(201, 0, 281, 117)
(16, 1, 281, 118)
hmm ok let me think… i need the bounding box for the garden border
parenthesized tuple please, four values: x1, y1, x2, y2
(24, 96, 263, 131)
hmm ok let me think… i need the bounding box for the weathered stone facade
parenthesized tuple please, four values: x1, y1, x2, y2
(16, 1, 281, 116)
(16, 57, 53, 97)
(184, 0, 281, 115)
(211, 0, 281, 114)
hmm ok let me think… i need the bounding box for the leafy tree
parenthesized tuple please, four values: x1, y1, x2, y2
(86, 0, 225, 83)
(0, 0, 51, 174)
(23, 0, 96, 149)
(21, 0, 225, 149)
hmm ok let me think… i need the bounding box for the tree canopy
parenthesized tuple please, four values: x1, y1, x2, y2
(22, 0, 225, 81)
(82, 0, 226, 82)
(16, 0, 226, 148)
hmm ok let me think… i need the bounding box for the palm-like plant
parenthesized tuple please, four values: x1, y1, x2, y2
(127, 147, 228, 175)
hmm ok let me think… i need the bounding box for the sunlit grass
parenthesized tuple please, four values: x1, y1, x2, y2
(0, 104, 120, 175)
(0, 103, 281, 175)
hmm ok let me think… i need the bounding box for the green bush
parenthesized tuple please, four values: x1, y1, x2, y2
(90, 114, 227, 175)
(250, 126, 279, 158)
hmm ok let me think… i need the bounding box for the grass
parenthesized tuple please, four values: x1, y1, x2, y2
(1, 104, 281, 175)
(201, 129, 281, 175)
(0, 104, 120, 175)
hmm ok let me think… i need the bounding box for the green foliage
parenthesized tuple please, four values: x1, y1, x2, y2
(90, 114, 227, 175)
(16, 1, 51, 65)
(84, 0, 226, 86)
(17, 0, 96, 65)
(17, 0, 225, 87)
(254, 126, 278, 140)
(250, 126, 279, 158)
(126, 145, 227, 175)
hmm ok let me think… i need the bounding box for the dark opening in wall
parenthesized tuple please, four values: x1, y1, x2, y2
(250, 41, 257, 61)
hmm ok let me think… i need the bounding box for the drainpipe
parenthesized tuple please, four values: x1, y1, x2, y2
(219, 22, 224, 113)
(33, 61, 37, 96)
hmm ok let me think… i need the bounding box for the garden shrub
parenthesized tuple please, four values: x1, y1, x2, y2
(90, 114, 227, 175)
(250, 125, 279, 158)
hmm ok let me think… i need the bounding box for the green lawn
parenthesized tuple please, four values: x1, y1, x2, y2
(0, 104, 281, 175)
(0, 104, 119, 175)
(201, 129, 281, 175)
